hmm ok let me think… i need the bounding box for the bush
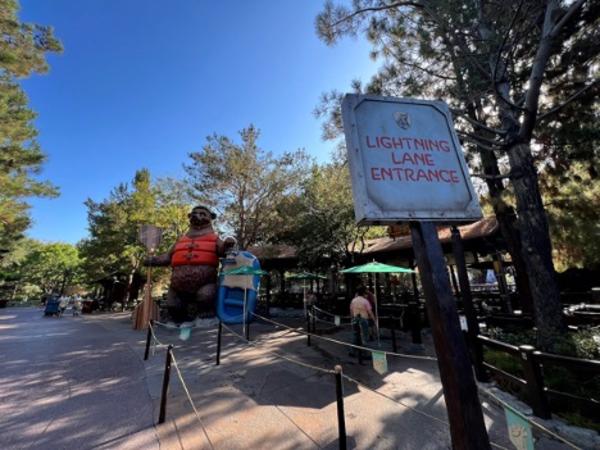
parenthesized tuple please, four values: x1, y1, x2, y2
(486, 326, 600, 359)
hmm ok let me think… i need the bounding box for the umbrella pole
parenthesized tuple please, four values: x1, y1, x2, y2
(373, 273, 380, 346)
(303, 281, 306, 319)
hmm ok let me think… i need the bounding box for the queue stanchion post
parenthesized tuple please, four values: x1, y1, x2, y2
(158, 344, 173, 424)
(144, 319, 153, 360)
(306, 311, 311, 347)
(334, 365, 347, 450)
(216, 321, 222, 366)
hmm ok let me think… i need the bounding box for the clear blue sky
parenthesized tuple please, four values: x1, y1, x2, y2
(20, 1, 378, 244)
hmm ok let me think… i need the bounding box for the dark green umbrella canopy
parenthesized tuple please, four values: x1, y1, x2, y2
(340, 261, 414, 274)
(286, 271, 328, 280)
(222, 266, 268, 276)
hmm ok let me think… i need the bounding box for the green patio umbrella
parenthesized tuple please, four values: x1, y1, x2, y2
(286, 272, 327, 316)
(340, 261, 414, 274)
(222, 266, 268, 276)
(341, 261, 415, 344)
(222, 266, 268, 336)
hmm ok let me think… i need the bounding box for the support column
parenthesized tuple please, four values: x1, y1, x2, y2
(451, 226, 488, 382)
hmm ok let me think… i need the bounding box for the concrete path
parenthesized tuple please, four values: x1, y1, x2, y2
(92, 311, 514, 450)
(0, 307, 159, 450)
(1, 307, 573, 449)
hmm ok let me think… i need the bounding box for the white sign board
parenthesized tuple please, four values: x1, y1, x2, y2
(341, 94, 482, 224)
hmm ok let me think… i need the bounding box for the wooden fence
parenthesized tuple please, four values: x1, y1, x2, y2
(474, 335, 600, 422)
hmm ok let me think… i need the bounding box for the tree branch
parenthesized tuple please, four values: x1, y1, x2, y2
(471, 172, 512, 180)
(458, 134, 498, 153)
(330, 1, 424, 28)
(538, 79, 600, 122)
(393, 53, 457, 81)
(454, 113, 507, 136)
(550, 0, 586, 38)
(457, 131, 505, 148)
(518, 0, 561, 141)
(493, 0, 525, 85)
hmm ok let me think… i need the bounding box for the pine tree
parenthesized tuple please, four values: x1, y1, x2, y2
(316, 0, 599, 348)
(0, 0, 62, 257)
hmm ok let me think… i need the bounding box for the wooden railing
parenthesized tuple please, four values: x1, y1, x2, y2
(474, 335, 600, 422)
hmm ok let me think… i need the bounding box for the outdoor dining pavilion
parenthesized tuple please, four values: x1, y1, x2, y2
(249, 217, 518, 344)
(252, 217, 509, 304)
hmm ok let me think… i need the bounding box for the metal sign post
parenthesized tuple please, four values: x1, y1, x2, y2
(342, 94, 490, 450)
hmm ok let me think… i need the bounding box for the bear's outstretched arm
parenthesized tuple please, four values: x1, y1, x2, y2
(143, 244, 174, 267)
(144, 253, 171, 266)
(216, 236, 236, 256)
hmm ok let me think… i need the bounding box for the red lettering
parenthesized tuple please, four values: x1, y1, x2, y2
(428, 140, 439, 151)
(416, 169, 429, 181)
(414, 139, 424, 150)
(450, 170, 460, 183)
(439, 170, 451, 182)
(381, 167, 393, 179)
(439, 140, 450, 152)
(413, 153, 426, 165)
(366, 136, 376, 148)
(423, 154, 434, 166)
(405, 169, 416, 181)
(402, 153, 415, 164)
(380, 136, 392, 149)
(427, 169, 440, 181)
(392, 137, 403, 149)
(371, 168, 381, 180)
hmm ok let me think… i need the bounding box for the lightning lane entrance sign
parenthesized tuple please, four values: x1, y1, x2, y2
(341, 94, 491, 450)
(341, 95, 482, 224)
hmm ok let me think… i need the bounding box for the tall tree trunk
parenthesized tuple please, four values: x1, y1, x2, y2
(507, 143, 566, 348)
(479, 148, 534, 316)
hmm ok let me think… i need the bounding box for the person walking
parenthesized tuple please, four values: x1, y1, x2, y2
(349, 286, 376, 357)
(365, 287, 377, 341)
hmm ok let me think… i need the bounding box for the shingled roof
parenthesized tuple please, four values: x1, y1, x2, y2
(360, 217, 499, 255)
(248, 217, 499, 262)
(248, 244, 297, 260)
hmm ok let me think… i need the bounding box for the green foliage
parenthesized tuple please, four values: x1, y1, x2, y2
(79, 169, 192, 286)
(0, 0, 62, 78)
(486, 326, 600, 359)
(316, 0, 600, 345)
(273, 161, 387, 270)
(0, 239, 82, 300)
(545, 164, 600, 270)
(484, 327, 600, 431)
(275, 162, 355, 269)
(185, 125, 311, 249)
(0, 0, 62, 258)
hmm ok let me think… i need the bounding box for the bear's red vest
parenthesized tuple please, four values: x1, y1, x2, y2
(171, 233, 219, 267)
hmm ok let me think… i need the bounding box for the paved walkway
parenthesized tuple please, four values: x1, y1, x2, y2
(0, 307, 159, 450)
(1, 307, 572, 449)
(92, 310, 514, 450)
